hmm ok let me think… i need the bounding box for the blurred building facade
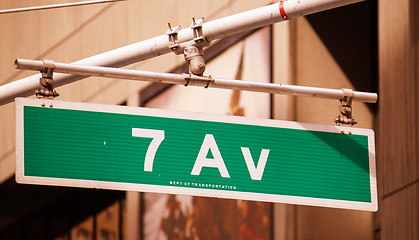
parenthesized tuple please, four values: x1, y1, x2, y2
(0, 0, 417, 239)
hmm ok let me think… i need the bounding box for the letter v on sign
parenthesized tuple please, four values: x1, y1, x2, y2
(241, 147, 270, 180)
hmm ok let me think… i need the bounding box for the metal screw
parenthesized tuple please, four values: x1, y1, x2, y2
(41, 103, 45, 107)
(49, 104, 53, 108)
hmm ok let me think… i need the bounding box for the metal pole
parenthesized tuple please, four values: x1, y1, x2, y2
(0, 0, 125, 15)
(0, 0, 365, 105)
(15, 59, 378, 103)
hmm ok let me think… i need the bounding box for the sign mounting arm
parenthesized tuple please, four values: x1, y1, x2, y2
(0, 0, 366, 105)
(14, 59, 377, 103)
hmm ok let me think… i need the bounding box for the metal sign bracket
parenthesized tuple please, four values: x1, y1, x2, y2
(35, 60, 59, 98)
(335, 88, 357, 127)
(166, 23, 182, 55)
(167, 18, 210, 76)
(191, 17, 206, 44)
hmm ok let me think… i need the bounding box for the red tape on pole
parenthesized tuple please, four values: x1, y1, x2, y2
(279, 1, 289, 20)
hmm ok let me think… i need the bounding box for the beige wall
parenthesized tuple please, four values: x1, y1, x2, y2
(378, 0, 419, 239)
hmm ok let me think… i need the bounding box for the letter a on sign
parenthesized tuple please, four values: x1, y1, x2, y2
(191, 134, 230, 178)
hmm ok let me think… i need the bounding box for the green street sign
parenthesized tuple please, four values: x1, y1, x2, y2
(16, 98, 377, 211)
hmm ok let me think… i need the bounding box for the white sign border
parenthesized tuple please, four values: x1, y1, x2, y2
(15, 97, 378, 211)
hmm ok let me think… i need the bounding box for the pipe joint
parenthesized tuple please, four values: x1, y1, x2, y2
(183, 45, 206, 75)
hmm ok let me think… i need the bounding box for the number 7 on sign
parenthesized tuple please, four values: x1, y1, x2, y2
(132, 128, 165, 172)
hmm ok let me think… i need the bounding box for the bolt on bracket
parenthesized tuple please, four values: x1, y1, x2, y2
(335, 88, 357, 126)
(166, 23, 182, 55)
(35, 59, 59, 98)
(191, 17, 205, 43)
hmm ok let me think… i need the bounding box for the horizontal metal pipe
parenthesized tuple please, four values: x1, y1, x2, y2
(15, 59, 378, 103)
(0, 0, 365, 105)
(0, 0, 125, 15)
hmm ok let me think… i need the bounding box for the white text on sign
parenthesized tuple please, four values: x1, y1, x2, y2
(132, 129, 270, 181)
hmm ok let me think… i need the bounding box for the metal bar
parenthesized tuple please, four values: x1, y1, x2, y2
(0, 0, 365, 105)
(14, 59, 378, 103)
(0, 0, 125, 15)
